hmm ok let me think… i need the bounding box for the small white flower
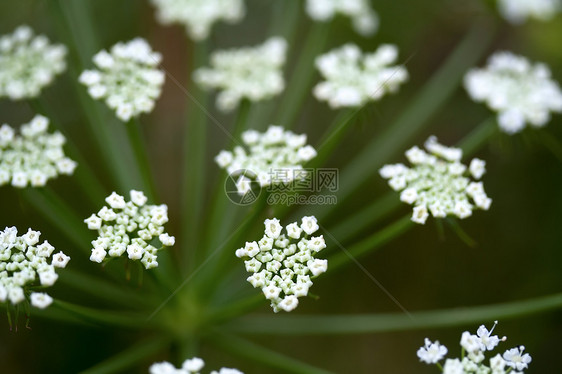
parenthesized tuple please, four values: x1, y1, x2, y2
(51, 251, 71, 268)
(264, 218, 282, 239)
(84, 214, 103, 230)
(159, 233, 175, 247)
(460, 331, 481, 353)
(503, 346, 532, 371)
(469, 158, 486, 180)
(465, 51, 562, 134)
(498, 0, 561, 24)
(127, 243, 145, 260)
(90, 247, 107, 263)
(150, 0, 245, 40)
(278, 295, 299, 312)
(30, 292, 53, 309)
(301, 216, 319, 235)
(307, 259, 328, 276)
(417, 338, 448, 364)
(8, 286, 25, 304)
(105, 192, 126, 209)
(305, 0, 379, 36)
(182, 356, 205, 372)
(38, 270, 58, 286)
(314, 43, 408, 108)
(442, 358, 464, 374)
(194, 37, 287, 111)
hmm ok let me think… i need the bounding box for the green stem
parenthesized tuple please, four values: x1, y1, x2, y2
(126, 118, 157, 201)
(209, 331, 335, 374)
(21, 188, 91, 253)
(58, 269, 156, 309)
(52, 300, 150, 328)
(459, 117, 498, 155)
(327, 215, 413, 272)
(274, 21, 331, 129)
(224, 292, 562, 335)
(181, 41, 209, 274)
(209, 293, 265, 324)
(80, 335, 170, 374)
(311, 109, 359, 167)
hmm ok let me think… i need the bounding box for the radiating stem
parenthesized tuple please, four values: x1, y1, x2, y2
(52, 300, 150, 328)
(209, 331, 335, 374)
(327, 215, 413, 272)
(181, 41, 209, 274)
(274, 21, 331, 129)
(126, 118, 157, 201)
(224, 292, 562, 335)
(80, 336, 170, 374)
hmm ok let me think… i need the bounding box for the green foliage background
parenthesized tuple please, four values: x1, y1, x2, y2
(0, 0, 561, 373)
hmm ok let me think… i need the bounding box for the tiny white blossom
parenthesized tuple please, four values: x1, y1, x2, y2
(0, 25, 67, 100)
(301, 216, 319, 235)
(498, 0, 561, 24)
(442, 358, 464, 374)
(465, 51, 562, 134)
(194, 37, 287, 111)
(159, 233, 175, 247)
(314, 43, 408, 108)
(503, 346, 532, 371)
(30, 292, 53, 309)
(460, 331, 482, 353)
(51, 251, 71, 268)
(79, 38, 165, 122)
(182, 356, 205, 372)
(150, 0, 245, 41)
(305, 0, 379, 36)
(278, 295, 299, 312)
(151, 357, 243, 374)
(417, 338, 448, 364)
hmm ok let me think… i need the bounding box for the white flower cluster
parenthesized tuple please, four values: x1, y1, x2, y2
(305, 0, 379, 36)
(0, 115, 77, 188)
(464, 51, 562, 134)
(149, 0, 245, 41)
(215, 125, 317, 195)
(235, 216, 328, 313)
(150, 357, 242, 374)
(498, 0, 561, 24)
(0, 226, 70, 310)
(418, 321, 532, 373)
(84, 190, 175, 269)
(380, 136, 491, 224)
(0, 25, 67, 100)
(79, 38, 165, 122)
(194, 37, 287, 111)
(314, 44, 408, 109)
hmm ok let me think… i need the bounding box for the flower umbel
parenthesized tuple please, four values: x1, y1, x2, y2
(85, 190, 175, 269)
(149, 356, 243, 374)
(79, 38, 165, 122)
(235, 216, 327, 312)
(194, 37, 287, 111)
(0, 226, 70, 310)
(417, 321, 532, 373)
(464, 51, 562, 134)
(215, 125, 317, 195)
(0, 115, 77, 188)
(314, 43, 408, 108)
(0, 25, 67, 100)
(305, 0, 379, 36)
(149, 0, 245, 41)
(380, 136, 491, 224)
